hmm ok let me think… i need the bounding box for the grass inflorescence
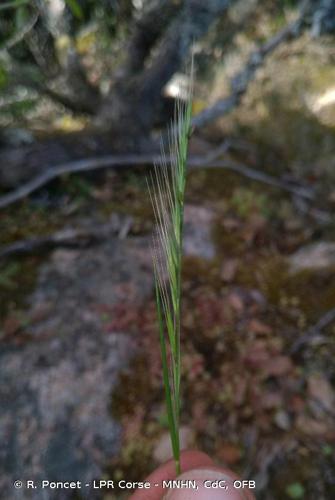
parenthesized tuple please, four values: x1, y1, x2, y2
(149, 74, 193, 476)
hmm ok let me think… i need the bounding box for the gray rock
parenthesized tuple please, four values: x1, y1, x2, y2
(183, 205, 215, 260)
(153, 426, 195, 464)
(288, 241, 335, 273)
(0, 238, 153, 499)
(274, 410, 291, 431)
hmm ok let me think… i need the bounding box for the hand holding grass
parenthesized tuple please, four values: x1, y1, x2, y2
(130, 450, 255, 500)
(142, 67, 255, 500)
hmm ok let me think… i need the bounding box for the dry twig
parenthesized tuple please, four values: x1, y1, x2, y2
(0, 148, 315, 209)
(192, 16, 304, 129)
(290, 307, 335, 354)
(0, 217, 133, 260)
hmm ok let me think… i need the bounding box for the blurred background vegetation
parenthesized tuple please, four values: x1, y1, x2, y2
(1, 1, 335, 499)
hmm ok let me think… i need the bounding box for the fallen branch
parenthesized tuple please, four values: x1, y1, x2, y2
(192, 15, 304, 129)
(290, 307, 335, 354)
(0, 216, 133, 260)
(292, 195, 332, 224)
(0, 154, 162, 209)
(0, 148, 315, 209)
(199, 159, 315, 200)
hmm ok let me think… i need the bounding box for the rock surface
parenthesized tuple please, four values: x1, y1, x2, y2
(0, 203, 217, 499)
(0, 238, 153, 499)
(153, 426, 195, 464)
(183, 205, 216, 259)
(288, 241, 335, 273)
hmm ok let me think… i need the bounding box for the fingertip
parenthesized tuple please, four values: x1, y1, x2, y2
(163, 468, 255, 500)
(179, 450, 215, 471)
(130, 450, 214, 500)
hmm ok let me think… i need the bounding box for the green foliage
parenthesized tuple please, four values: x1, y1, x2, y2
(156, 411, 170, 428)
(65, 0, 84, 20)
(0, 65, 8, 89)
(15, 3, 29, 28)
(0, 0, 30, 11)
(282, 0, 299, 7)
(62, 176, 92, 201)
(286, 482, 305, 499)
(231, 187, 270, 218)
(1, 98, 37, 118)
(0, 262, 20, 289)
(322, 444, 333, 456)
(150, 75, 193, 475)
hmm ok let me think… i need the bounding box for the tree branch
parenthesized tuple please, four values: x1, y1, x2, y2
(63, 49, 101, 113)
(0, 217, 133, 260)
(0, 147, 315, 209)
(6, 57, 100, 115)
(40, 85, 99, 115)
(0, 10, 39, 52)
(136, 0, 232, 128)
(99, 0, 233, 133)
(290, 307, 335, 354)
(118, 0, 181, 79)
(192, 15, 305, 129)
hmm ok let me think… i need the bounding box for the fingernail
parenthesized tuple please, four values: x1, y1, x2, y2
(163, 468, 248, 499)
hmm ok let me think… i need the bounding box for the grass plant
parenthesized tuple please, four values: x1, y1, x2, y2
(149, 71, 193, 476)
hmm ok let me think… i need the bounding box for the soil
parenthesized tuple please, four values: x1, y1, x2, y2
(0, 163, 334, 500)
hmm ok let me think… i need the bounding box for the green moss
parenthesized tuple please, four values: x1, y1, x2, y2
(0, 202, 63, 246)
(0, 257, 40, 320)
(111, 355, 154, 419)
(182, 255, 221, 292)
(270, 450, 335, 500)
(187, 169, 244, 203)
(99, 170, 154, 221)
(236, 254, 335, 321)
(109, 355, 158, 492)
(231, 187, 272, 219)
(0, 201, 60, 320)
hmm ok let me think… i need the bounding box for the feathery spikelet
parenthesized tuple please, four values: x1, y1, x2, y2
(149, 68, 193, 476)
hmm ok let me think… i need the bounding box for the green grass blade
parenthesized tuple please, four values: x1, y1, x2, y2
(155, 276, 180, 471)
(150, 64, 193, 476)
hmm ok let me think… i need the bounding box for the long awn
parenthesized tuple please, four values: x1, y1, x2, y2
(149, 70, 193, 475)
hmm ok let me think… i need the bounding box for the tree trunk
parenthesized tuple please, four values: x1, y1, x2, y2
(97, 0, 233, 142)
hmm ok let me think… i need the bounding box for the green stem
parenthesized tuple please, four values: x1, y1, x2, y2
(151, 85, 193, 477)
